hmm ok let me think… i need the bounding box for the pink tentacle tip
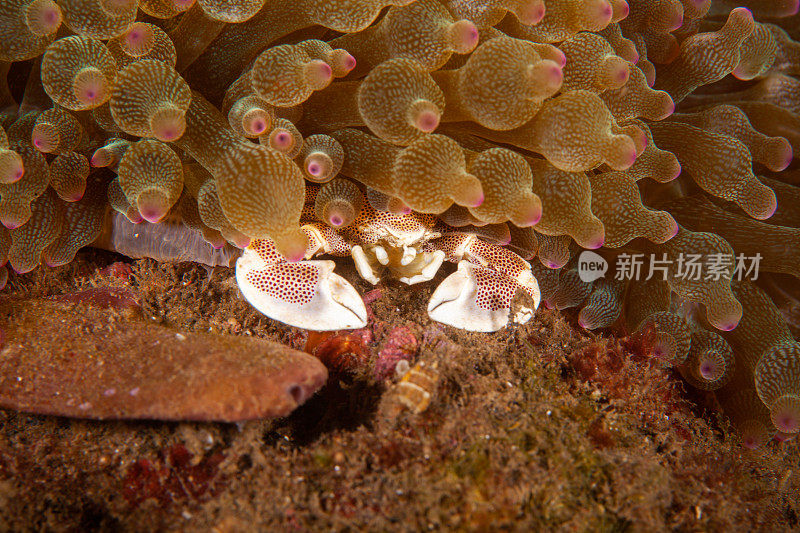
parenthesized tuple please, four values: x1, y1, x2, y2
(329, 215, 343, 226)
(67, 191, 85, 202)
(306, 162, 321, 176)
(718, 318, 739, 332)
(526, 211, 542, 226)
(578, 315, 589, 329)
(781, 149, 795, 171)
(159, 128, 180, 141)
(343, 54, 357, 72)
(320, 62, 332, 80)
(664, 98, 676, 117)
(667, 12, 684, 32)
(519, 2, 546, 25)
(628, 149, 639, 167)
(459, 23, 479, 50)
(766, 201, 778, 220)
(549, 63, 563, 84)
(449, 20, 479, 53)
(698, 362, 717, 380)
(734, 7, 754, 21)
(586, 236, 605, 249)
(139, 207, 165, 224)
(597, 1, 613, 23)
(470, 192, 484, 208)
(272, 131, 293, 150)
(753, 193, 779, 220)
(126, 30, 144, 46)
(307, 60, 332, 86)
(415, 110, 440, 132)
(669, 163, 682, 181)
(616, 149, 638, 170)
(43, 7, 60, 25)
(731, 64, 749, 80)
(669, 219, 680, 239)
(250, 119, 267, 135)
(1, 219, 21, 230)
(776, 413, 799, 434)
(633, 128, 648, 151)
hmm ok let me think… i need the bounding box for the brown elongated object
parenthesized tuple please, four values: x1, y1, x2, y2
(0, 296, 328, 422)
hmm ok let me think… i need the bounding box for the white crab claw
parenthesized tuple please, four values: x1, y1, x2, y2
(428, 261, 517, 332)
(397, 250, 445, 285)
(400, 245, 417, 266)
(374, 245, 390, 265)
(517, 269, 542, 309)
(236, 249, 367, 331)
(351, 245, 381, 285)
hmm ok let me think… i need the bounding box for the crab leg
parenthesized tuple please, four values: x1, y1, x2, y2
(351, 243, 445, 286)
(428, 234, 540, 331)
(236, 227, 367, 331)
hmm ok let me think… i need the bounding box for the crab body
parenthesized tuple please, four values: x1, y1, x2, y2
(236, 185, 541, 332)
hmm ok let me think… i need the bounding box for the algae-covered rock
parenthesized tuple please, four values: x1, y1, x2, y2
(0, 296, 327, 422)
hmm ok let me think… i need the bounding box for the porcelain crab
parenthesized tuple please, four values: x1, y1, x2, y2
(235, 188, 541, 332)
